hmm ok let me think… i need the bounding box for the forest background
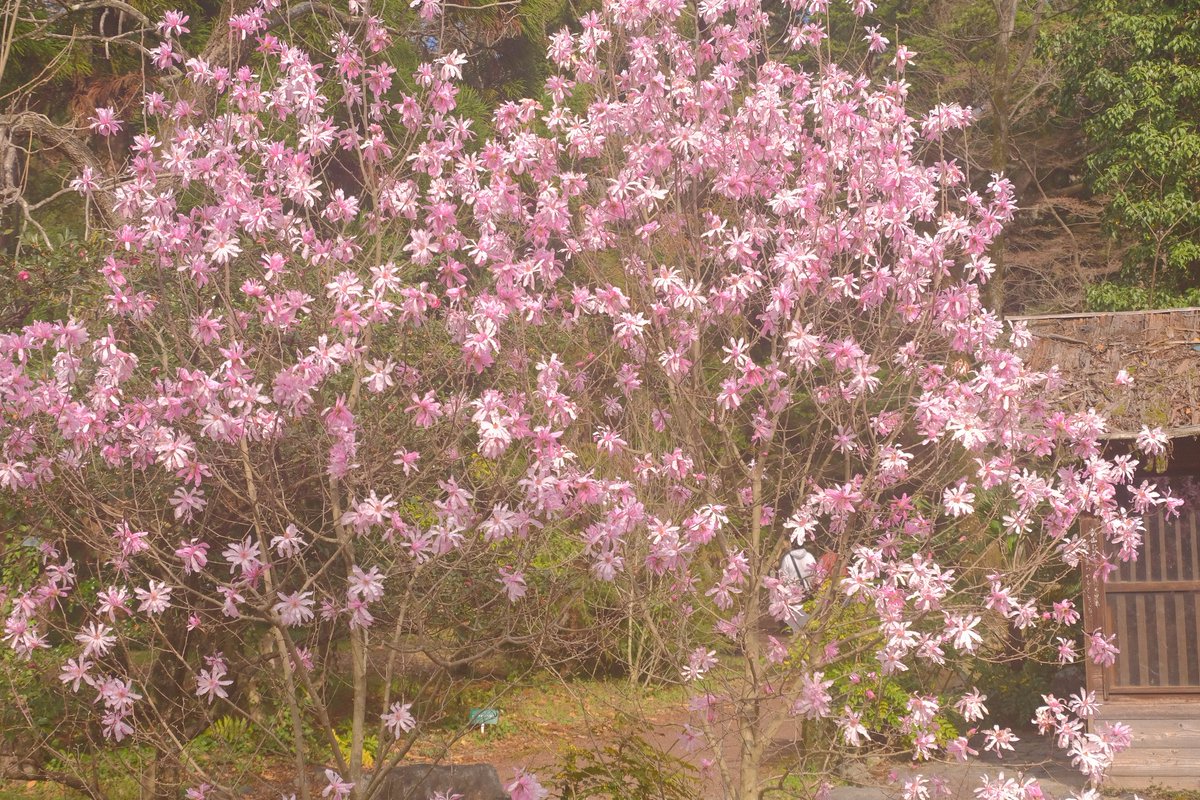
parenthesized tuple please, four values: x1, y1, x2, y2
(0, 1, 1196, 799)
(3, 0, 1199, 319)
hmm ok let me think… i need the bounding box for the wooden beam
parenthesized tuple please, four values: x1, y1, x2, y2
(1104, 684, 1200, 695)
(1080, 518, 1108, 697)
(1010, 306, 1200, 322)
(1097, 698, 1200, 719)
(1107, 751, 1200, 777)
(1104, 580, 1200, 592)
(1101, 425, 1200, 441)
(1104, 776, 1200, 791)
(1111, 718, 1200, 747)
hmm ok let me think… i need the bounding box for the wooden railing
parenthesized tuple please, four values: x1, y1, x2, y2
(1104, 507, 1200, 693)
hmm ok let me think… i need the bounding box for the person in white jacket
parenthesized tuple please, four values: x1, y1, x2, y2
(778, 546, 817, 632)
(779, 547, 817, 590)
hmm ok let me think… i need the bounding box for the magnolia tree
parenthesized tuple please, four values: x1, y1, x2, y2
(0, 0, 1180, 799)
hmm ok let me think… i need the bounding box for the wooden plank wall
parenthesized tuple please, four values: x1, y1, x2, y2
(1093, 500, 1200, 789)
(1093, 699, 1200, 789)
(1104, 506, 1200, 692)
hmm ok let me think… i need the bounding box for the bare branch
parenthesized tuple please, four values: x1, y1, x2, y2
(0, 112, 116, 225)
(0, 759, 107, 800)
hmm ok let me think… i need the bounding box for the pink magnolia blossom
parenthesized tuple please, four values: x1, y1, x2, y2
(175, 539, 209, 574)
(184, 784, 212, 800)
(1136, 425, 1169, 455)
(954, 688, 988, 723)
(1086, 630, 1120, 667)
(273, 591, 315, 627)
(75, 622, 116, 658)
(135, 581, 173, 615)
(59, 657, 94, 692)
(505, 770, 548, 800)
(322, 770, 353, 800)
(271, 524, 306, 558)
(88, 107, 122, 136)
(0, 0, 1151, 791)
(381, 701, 416, 738)
(157, 10, 190, 37)
(983, 725, 1020, 757)
(195, 657, 233, 704)
(497, 567, 527, 603)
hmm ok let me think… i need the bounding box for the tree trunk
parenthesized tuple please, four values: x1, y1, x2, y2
(0, 123, 22, 258)
(985, 0, 1017, 314)
(350, 626, 368, 793)
(736, 462, 766, 800)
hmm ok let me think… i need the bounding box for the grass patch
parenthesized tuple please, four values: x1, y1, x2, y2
(0, 674, 688, 800)
(407, 671, 687, 764)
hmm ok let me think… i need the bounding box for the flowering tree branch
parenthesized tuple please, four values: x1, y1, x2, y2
(0, 2, 1173, 800)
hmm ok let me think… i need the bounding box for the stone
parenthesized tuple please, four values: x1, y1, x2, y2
(374, 763, 510, 800)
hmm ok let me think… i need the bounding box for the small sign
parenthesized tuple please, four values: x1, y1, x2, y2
(468, 708, 499, 733)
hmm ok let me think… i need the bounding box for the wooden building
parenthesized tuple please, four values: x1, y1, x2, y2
(1015, 307, 1200, 788)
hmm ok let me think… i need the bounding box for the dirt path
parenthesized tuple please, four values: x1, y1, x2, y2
(454, 690, 1089, 800)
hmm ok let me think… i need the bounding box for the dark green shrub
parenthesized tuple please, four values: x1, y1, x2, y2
(551, 726, 696, 800)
